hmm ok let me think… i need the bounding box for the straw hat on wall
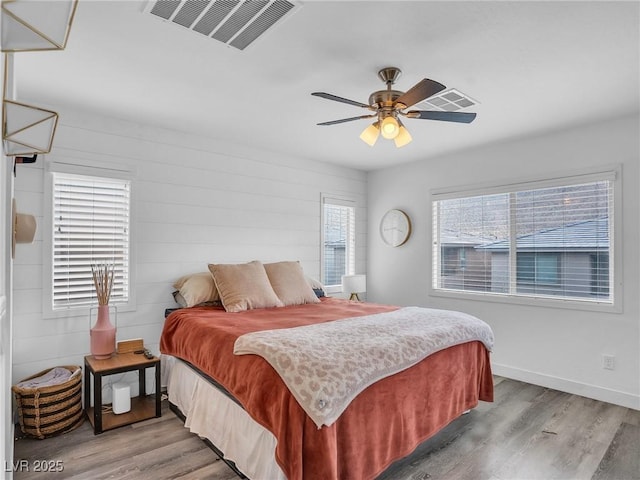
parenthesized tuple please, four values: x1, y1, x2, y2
(11, 199, 36, 259)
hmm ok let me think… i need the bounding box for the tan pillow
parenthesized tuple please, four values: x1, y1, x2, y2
(172, 272, 219, 307)
(265, 261, 321, 306)
(208, 261, 284, 312)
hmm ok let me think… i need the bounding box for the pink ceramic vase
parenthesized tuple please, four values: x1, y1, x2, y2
(91, 305, 116, 359)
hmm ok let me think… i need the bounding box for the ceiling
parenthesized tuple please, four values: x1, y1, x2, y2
(10, 1, 640, 171)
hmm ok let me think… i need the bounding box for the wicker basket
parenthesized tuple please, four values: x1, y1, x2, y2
(12, 365, 84, 439)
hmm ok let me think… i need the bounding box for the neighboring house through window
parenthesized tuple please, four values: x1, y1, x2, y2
(432, 168, 617, 309)
(321, 194, 355, 291)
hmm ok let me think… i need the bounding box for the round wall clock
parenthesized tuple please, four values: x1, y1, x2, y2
(380, 209, 411, 247)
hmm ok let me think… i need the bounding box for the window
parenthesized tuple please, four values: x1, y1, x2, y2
(48, 171, 132, 312)
(590, 252, 609, 297)
(432, 170, 616, 307)
(321, 195, 355, 289)
(516, 253, 560, 286)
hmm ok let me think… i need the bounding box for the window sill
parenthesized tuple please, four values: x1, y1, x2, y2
(324, 285, 343, 295)
(429, 287, 621, 314)
(43, 302, 136, 320)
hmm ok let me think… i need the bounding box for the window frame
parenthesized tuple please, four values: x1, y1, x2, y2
(320, 193, 356, 295)
(429, 166, 622, 313)
(43, 157, 137, 319)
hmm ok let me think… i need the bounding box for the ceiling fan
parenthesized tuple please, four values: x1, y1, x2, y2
(312, 67, 476, 148)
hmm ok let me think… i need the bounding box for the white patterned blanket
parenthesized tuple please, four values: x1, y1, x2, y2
(234, 307, 494, 428)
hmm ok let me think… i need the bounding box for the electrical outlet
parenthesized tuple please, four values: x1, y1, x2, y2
(602, 354, 616, 370)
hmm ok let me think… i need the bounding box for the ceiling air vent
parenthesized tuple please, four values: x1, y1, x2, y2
(417, 88, 478, 112)
(147, 0, 299, 51)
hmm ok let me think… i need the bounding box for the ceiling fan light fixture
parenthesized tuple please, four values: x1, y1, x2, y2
(312, 67, 477, 147)
(360, 122, 380, 146)
(380, 115, 399, 139)
(394, 124, 412, 148)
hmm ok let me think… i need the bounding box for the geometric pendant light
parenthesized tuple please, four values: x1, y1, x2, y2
(1, 0, 76, 156)
(1, 0, 78, 52)
(2, 99, 58, 155)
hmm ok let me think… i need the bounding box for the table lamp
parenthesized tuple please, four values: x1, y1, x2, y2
(342, 274, 366, 301)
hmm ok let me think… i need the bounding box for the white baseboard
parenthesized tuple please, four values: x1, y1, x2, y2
(492, 363, 640, 411)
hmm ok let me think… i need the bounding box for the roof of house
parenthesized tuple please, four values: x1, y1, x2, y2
(440, 229, 497, 247)
(477, 218, 609, 252)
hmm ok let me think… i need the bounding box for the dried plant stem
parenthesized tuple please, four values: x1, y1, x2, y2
(91, 263, 114, 306)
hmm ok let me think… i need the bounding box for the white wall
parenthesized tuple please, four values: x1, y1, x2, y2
(2, 153, 14, 479)
(367, 114, 640, 409)
(1, 56, 14, 480)
(11, 108, 367, 395)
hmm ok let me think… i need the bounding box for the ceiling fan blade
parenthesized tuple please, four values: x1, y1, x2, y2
(317, 114, 376, 126)
(395, 79, 446, 109)
(407, 110, 477, 123)
(312, 92, 371, 109)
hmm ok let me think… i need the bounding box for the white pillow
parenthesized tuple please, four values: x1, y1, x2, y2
(306, 276, 326, 297)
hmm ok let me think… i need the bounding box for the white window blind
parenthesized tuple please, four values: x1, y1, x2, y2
(322, 196, 355, 287)
(52, 172, 131, 309)
(432, 174, 614, 305)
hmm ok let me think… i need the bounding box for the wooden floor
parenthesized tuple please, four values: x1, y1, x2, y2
(13, 377, 640, 480)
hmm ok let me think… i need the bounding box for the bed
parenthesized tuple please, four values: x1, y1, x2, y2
(160, 262, 494, 480)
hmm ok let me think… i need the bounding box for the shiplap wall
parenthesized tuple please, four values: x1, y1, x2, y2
(11, 108, 367, 392)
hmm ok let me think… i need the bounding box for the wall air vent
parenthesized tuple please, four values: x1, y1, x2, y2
(417, 88, 479, 112)
(146, 0, 299, 51)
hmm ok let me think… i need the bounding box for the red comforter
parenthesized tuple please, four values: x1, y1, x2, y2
(160, 297, 493, 480)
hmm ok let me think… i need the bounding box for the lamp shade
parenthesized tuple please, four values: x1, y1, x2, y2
(342, 274, 366, 294)
(359, 122, 380, 146)
(394, 123, 412, 148)
(380, 116, 399, 139)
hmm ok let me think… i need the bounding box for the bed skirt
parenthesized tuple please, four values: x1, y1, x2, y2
(164, 355, 286, 479)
